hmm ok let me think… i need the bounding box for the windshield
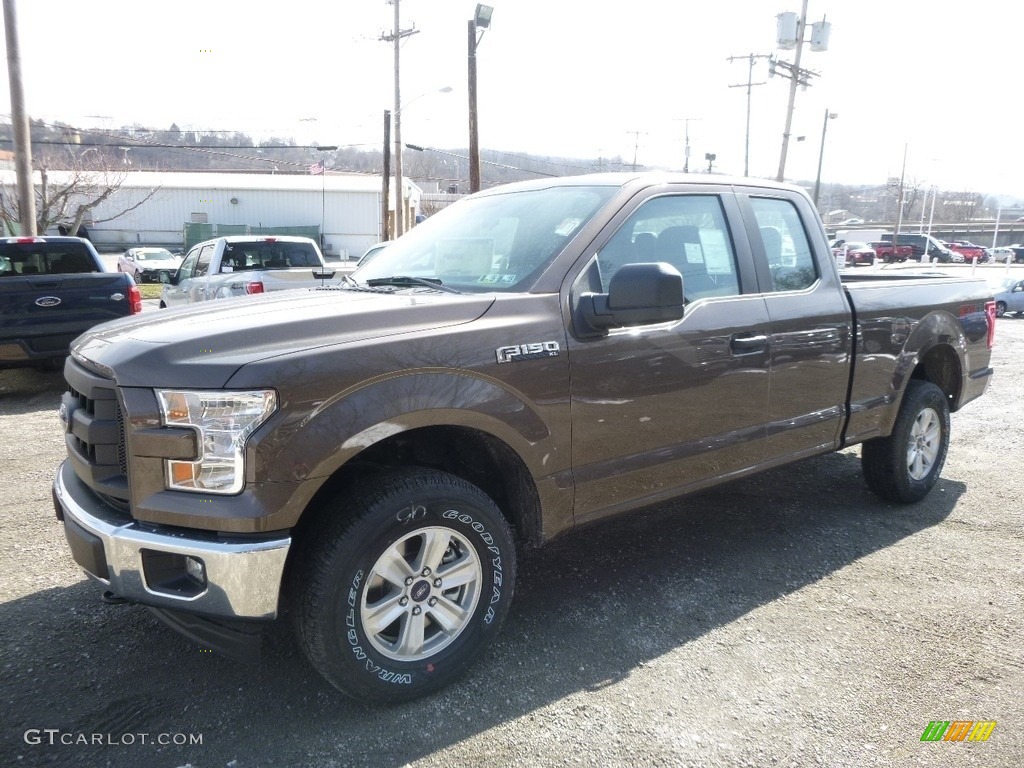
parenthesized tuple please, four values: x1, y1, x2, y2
(354, 184, 618, 292)
(136, 249, 174, 261)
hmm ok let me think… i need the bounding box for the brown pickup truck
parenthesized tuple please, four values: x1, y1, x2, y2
(52, 173, 995, 704)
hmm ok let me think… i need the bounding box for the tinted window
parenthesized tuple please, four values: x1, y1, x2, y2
(597, 194, 740, 302)
(194, 244, 214, 277)
(223, 241, 322, 270)
(749, 197, 817, 292)
(0, 241, 99, 275)
(178, 247, 200, 277)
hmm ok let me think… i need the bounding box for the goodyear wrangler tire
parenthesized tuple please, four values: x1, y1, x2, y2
(294, 468, 516, 704)
(861, 380, 950, 503)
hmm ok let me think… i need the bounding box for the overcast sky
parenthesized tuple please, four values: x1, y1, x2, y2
(2, 0, 1022, 200)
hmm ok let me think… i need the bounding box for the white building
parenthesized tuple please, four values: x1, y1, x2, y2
(0, 170, 422, 260)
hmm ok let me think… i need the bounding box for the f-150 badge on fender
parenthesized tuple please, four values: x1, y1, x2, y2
(495, 341, 560, 364)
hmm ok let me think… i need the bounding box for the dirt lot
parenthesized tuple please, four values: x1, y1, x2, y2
(1, 319, 1022, 768)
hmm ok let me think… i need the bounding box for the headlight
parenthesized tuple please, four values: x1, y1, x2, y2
(156, 389, 277, 494)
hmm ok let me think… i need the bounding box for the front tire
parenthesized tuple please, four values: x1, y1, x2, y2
(293, 468, 516, 704)
(861, 380, 950, 503)
(995, 301, 1007, 318)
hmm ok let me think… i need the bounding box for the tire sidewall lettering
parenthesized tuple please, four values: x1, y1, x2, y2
(341, 498, 510, 685)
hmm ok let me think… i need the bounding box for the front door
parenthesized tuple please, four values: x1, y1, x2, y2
(568, 190, 772, 523)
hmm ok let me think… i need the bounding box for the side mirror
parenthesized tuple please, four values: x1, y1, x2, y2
(160, 270, 179, 286)
(576, 262, 685, 336)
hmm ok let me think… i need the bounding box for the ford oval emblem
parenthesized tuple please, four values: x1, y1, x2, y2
(35, 296, 62, 307)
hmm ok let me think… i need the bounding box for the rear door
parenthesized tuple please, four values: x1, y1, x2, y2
(566, 185, 772, 523)
(737, 189, 853, 463)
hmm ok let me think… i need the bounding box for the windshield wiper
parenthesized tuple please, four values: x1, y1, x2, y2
(364, 275, 462, 294)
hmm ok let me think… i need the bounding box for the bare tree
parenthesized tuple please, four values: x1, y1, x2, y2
(0, 148, 160, 235)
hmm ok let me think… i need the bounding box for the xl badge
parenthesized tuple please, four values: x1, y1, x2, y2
(495, 341, 560, 364)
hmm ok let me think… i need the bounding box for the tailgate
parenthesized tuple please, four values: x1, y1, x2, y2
(259, 267, 342, 291)
(0, 274, 134, 362)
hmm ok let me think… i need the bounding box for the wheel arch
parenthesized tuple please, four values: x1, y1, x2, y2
(293, 423, 545, 553)
(896, 310, 969, 409)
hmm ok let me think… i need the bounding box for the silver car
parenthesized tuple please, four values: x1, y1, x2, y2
(117, 247, 183, 283)
(990, 277, 1024, 317)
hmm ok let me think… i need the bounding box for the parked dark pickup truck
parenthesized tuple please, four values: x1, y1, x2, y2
(0, 236, 141, 370)
(52, 174, 995, 704)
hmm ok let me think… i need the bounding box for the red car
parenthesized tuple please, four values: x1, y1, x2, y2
(869, 241, 912, 263)
(947, 242, 988, 263)
(833, 241, 877, 266)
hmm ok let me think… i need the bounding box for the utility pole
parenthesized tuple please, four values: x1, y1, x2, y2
(673, 118, 701, 173)
(770, 0, 830, 182)
(4, 0, 36, 234)
(468, 5, 493, 193)
(381, 109, 391, 241)
(380, 1, 418, 238)
(727, 54, 769, 177)
(626, 130, 647, 171)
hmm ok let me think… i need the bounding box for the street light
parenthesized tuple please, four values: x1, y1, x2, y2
(468, 4, 493, 193)
(812, 109, 837, 207)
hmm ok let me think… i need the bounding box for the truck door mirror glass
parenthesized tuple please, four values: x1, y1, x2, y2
(160, 271, 178, 286)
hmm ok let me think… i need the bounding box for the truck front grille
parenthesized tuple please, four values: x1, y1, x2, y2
(63, 358, 130, 503)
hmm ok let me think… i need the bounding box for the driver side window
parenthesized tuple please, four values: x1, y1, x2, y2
(597, 194, 740, 303)
(178, 247, 200, 277)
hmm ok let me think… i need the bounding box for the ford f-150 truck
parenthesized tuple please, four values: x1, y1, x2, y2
(52, 174, 995, 704)
(0, 236, 141, 370)
(159, 235, 339, 308)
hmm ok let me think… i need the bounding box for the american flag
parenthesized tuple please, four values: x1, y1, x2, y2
(309, 160, 324, 175)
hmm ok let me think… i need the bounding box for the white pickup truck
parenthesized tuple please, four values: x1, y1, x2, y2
(159, 235, 339, 308)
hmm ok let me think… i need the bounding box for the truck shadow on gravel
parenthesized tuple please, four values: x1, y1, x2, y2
(2, 451, 965, 768)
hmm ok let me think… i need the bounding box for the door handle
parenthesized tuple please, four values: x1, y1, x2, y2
(730, 333, 768, 355)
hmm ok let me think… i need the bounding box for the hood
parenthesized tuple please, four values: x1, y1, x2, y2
(136, 258, 181, 269)
(71, 286, 495, 388)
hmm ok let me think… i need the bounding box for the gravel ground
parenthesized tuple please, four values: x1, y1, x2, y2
(1, 317, 1022, 768)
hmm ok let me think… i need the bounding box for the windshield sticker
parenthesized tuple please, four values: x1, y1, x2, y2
(479, 273, 517, 285)
(555, 219, 582, 237)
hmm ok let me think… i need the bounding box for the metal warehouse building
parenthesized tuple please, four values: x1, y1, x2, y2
(1, 170, 422, 260)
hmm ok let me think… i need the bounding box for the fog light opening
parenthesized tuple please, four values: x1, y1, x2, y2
(185, 556, 207, 586)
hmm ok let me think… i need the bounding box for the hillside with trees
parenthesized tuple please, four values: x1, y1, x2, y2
(2, 119, 1018, 227)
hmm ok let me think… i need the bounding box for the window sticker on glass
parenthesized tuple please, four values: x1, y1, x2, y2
(684, 242, 704, 263)
(555, 219, 582, 237)
(699, 230, 733, 274)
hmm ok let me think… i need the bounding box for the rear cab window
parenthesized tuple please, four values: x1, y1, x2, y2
(0, 241, 99, 275)
(223, 240, 322, 271)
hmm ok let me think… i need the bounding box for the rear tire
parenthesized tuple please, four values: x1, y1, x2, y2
(862, 380, 950, 503)
(292, 468, 516, 704)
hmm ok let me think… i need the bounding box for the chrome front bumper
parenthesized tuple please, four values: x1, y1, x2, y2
(53, 460, 290, 619)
